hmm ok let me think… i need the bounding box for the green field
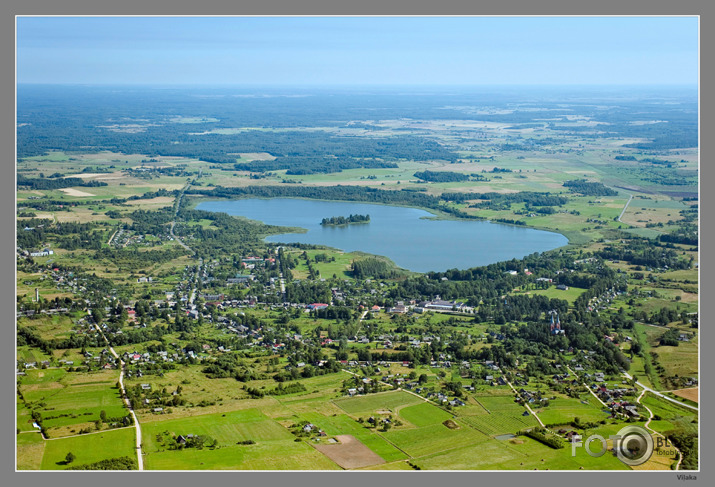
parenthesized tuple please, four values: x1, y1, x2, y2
(40, 427, 136, 470)
(518, 286, 587, 305)
(459, 395, 539, 435)
(333, 390, 424, 416)
(414, 434, 629, 470)
(381, 420, 489, 457)
(398, 402, 453, 427)
(19, 369, 128, 433)
(534, 396, 610, 426)
(141, 408, 339, 470)
(298, 412, 408, 463)
(641, 394, 698, 436)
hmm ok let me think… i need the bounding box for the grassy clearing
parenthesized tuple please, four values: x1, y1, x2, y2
(632, 324, 662, 390)
(17, 315, 77, 341)
(654, 335, 699, 380)
(515, 286, 587, 305)
(40, 427, 136, 470)
(288, 248, 356, 279)
(460, 412, 538, 436)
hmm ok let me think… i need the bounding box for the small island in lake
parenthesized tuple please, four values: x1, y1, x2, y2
(320, 214, 370, 226)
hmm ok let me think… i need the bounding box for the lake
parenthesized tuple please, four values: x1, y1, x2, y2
(196, 198, 568, 273)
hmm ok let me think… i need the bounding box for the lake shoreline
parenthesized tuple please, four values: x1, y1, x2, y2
(185, 193, 570, 241)
(193, 197, 570, 273)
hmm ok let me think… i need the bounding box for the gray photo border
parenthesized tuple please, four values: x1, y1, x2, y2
(3, 1, 710, 487)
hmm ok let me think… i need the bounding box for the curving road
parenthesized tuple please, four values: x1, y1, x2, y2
(637, 389, 682, 470)
(621, 370, 698, 412)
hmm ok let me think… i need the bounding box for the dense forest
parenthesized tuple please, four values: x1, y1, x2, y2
(17, 85, 697, 164)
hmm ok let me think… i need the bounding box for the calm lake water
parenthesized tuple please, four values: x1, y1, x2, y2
(196, 198, 568, 273)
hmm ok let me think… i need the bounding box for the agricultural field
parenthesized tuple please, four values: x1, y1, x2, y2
(381, 419, 490, 458)
(461, 395, 539, 436)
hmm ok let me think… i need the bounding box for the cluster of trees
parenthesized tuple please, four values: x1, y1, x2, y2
(187, 184, 480, 220)
(267, 382, 307, 395)
(17, 219, 107, 251)
(285, 281, 332, 304)
(65, 456, 137, 470)
(596, 238, 692, 270)
(313, 306, 356, 321)
(320, 214, 370, 226)
(202, 353, 262, 381)
(413, 170, 470, 182)
(658, 328, 682, 347)
(273, 358, 342, 382)
(659, 223, 698, 246)
(666, 431, 698, 470)
(352, 258, 400, 279)
(522, 428, 564, 449)
(622, 166, 697, 187)
(462, 191, 568, 210)
(174, 205, 283, 258)
(562, 180, 618, 196)
(240, 156, 399, 175)
(17, 174, 107, 190)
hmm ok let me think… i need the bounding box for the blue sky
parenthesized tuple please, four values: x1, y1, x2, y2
(16, 16, 699, 86)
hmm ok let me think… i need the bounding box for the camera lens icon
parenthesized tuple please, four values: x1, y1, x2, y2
(614, 426, 654, 466)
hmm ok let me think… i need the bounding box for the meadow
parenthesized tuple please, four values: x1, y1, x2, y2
(39, 427, 136, 470)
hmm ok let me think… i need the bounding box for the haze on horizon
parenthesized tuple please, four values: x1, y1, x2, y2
(17, 16, 698, 87)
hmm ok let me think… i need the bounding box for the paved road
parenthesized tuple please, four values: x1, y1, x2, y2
(617, 194, 634, 223)
(622, 371, 698, 412)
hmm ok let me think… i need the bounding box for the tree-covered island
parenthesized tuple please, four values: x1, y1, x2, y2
(320, 214, 370, 226)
